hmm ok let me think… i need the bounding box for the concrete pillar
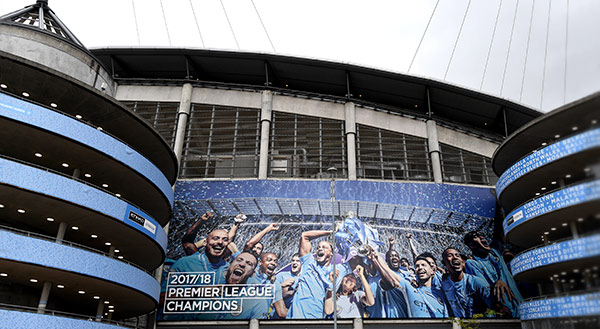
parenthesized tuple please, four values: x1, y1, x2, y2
(426, 120, 443, 183)
(37, 281, 51, 313)
(172, 83, 194, 164)
(72, 168, 80, 179)
(345, 102, 357, 180)
(95, 299, 104, 321)
(249, 318, 259, 329)
(154, 222, 171, 282)
(353, 317, 363, 329)
(108, 246, 116, 257)
(258, 90, 273, 179)
(584, 270, 594, 289)
(570, 221, 579, 238)
(552, 277, 562, 294)
(56, 222, 67, 244)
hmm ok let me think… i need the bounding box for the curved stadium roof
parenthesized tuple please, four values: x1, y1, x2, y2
(91, 47, 542, 141)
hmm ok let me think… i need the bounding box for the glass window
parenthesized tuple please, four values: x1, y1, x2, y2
(356, 125, 432, 181)
(181, 104, 260, 178)
(440, 143, 497, 185)
(269, 112, 347, 178)
(123, 101, 178, 147)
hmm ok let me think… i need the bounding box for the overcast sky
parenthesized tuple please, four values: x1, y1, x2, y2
(2, 0, 599, 113)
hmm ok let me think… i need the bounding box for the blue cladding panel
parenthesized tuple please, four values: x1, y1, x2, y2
(497, 128, 600, 196)
(511, 234, 600, 276)
(504, 180, 600, 235)
(0, 92, 174, 207)
(0, 309, 123, 329)
(0, 230, 159, 301)
(520, 291, 600, 320)
(0, 158, 167, 251)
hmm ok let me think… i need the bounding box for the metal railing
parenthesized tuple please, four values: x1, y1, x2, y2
(0, 302, 144, 328)
(0, 153, 161, 240)
(0, 224, 156, 276)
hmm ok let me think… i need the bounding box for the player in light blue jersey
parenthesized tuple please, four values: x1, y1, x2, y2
(463, 231, 522, 318)
(363, 261, 386, 318)
(272, 253, 302, 318)
(170, 229, 231, 284)
(248, 252, 278, 284)
(441, 247, 511, 318)
(219, 251, 272, 320)
(371, 250, 448, 318)
(287, 229, 334, 319)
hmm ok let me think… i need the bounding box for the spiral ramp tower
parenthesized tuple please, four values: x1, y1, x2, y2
(0, 1, 177, 327)
(493, 93, 600, 329)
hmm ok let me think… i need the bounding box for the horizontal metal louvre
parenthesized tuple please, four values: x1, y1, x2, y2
(181, 104, 260, 178)
(440, 143, 497, 185)
(269, 112, 347, 178)
(356, 124, 432, 181)
(123, 101, 178, 147)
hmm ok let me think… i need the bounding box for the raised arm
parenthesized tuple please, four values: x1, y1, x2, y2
(368, 248, 402, 290)
(299, 230, 332, 257)
(356, 265, 375, 307)
(182, 211, 214, 255)
(387, 236, 395, 254)
(228, 214, 246, 243)
(406, 232, 419, 262)
(244, 223, 279, 252)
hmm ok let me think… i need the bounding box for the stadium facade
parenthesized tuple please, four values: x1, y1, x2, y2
(493, 92, 600, 329)
(4, 1, 596, 329)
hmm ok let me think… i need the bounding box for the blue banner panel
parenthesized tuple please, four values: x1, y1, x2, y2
(504, 180, 600, 235)
(157, 180, 522, 321)
(520, 292, 600, 320)
(496, 128, 600, 196)
(511, 235, 600, 276)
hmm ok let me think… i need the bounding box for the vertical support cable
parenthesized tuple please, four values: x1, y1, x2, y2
(251, 0, 276, 52)
(519, 0, 536, 102)
(500, 0, 520, 95)
(444, 0, 472, 80)
(189, 0, 206, 47)
(408, 0, 440, 73)
(220, 0, 240, 49)
(131, 0, 141, 45)
(480, 0, 504, 90)
(539, 0, 552, 109)
(563, 0, 570, 103)
(159, 0, 172, 46)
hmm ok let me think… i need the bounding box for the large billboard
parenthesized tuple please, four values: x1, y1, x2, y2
(158, 180, 522, 321)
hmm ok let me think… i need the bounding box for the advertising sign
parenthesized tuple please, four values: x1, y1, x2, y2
(159, 180, 522, 320)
